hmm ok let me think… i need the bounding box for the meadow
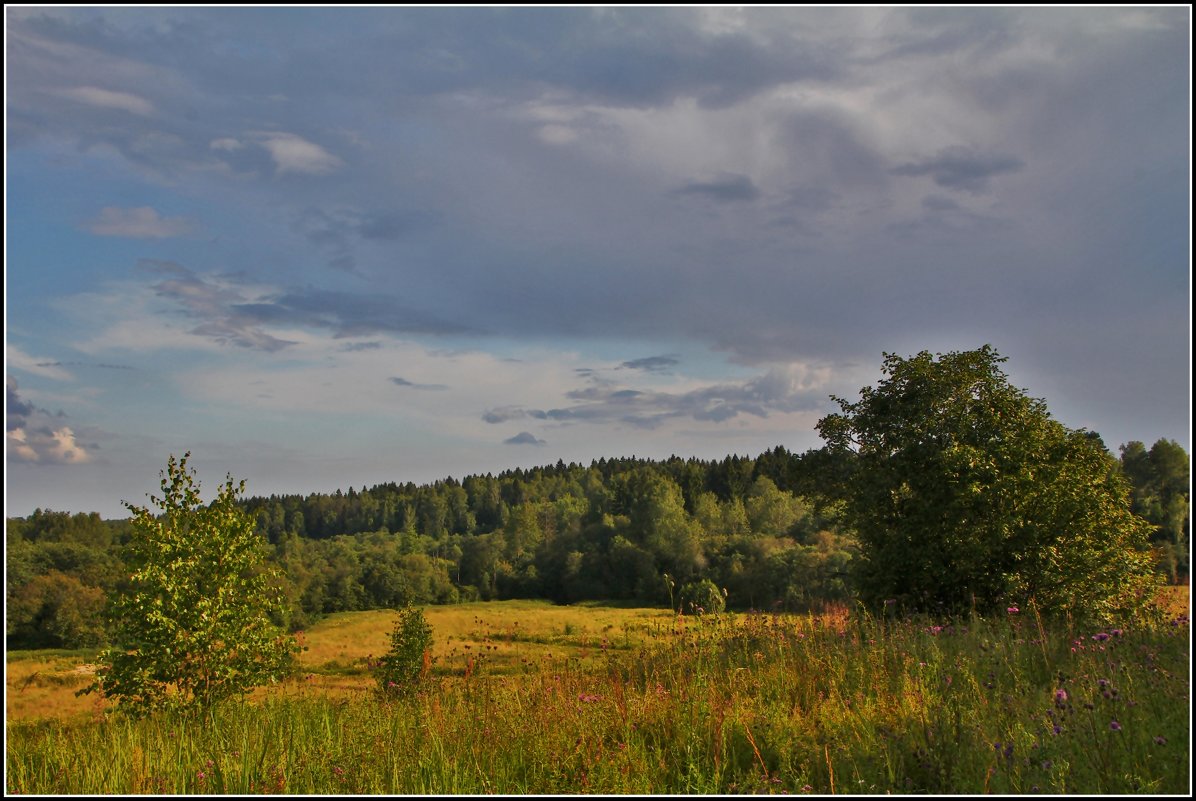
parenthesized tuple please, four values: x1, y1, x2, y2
(5, 595, 1191, 794)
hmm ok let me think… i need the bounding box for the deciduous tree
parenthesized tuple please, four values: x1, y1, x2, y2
(80, 453, 298, 715)
(818, 346, 1159, 622)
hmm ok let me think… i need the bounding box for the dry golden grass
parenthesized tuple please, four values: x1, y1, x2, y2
(1156, 582, 1190, 619)
(297, 599, 678, 677)
(6, 652, 108, 723)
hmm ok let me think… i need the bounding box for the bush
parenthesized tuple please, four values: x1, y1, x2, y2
(377, 605, 433, 697)
(679, 578, 726, 615)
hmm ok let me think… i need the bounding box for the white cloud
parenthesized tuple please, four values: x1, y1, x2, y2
(55, 85, 154, 116)
(209, 137, 245, 152)
(251, 131, 344, 176)
(7, 426, 93, 464)
(86, 206, 195, 239)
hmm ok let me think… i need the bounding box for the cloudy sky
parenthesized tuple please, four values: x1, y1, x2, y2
(5, 7, 1190, 518)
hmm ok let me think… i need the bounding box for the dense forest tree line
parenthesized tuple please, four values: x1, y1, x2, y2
(6, 440, 1189, 649)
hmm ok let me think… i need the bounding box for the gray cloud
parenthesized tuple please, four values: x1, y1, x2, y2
(35, 360, 135, 371)
(141, 261, 475, 351)
(619, 355, 680, 372)
(141, 260, 298, 352)
(674, 173, 761, 203)
(390, 376, 448, 391)
(86, 206, 196, 238)
(892, 148, 1025, 193)
(504, 431, 547, 446)
(6, 7, 1189, 472)
(295, 207, 436, 271)
(484, 364, 828, 431)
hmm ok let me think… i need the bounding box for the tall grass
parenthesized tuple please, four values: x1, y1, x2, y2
(6, 605, 1189, 794)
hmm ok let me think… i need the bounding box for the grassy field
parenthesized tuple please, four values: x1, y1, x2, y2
(6, 591, 1191, 794)
(6, 600, 680, 721)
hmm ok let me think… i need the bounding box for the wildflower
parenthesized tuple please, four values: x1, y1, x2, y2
(1092, 632, 1110, 642)
(1007, 606, 1019, 614)
(197, 771, 206, 781)
(1110, 629, 1123, 637)
(1109, 720, 1121, 732)
(1154, 736, 1167, 746)
(1052, 725, 1062, 735)
(1054, 688, 1068, 706)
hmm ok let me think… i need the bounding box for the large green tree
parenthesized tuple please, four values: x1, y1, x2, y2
(81, 454, 298, 715)
(817, 346, 1159, 622)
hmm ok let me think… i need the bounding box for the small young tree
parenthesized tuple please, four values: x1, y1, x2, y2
(376, 605, 433, 698)
(817, 346, 1160, 623)
(79, 453, 298, 715)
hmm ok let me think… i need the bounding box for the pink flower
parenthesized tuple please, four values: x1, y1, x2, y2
(1007, 606, 1019, 614)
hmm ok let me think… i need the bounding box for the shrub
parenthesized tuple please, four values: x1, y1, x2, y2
(377, 605, 433, 697)
(679, 578, 726, 615)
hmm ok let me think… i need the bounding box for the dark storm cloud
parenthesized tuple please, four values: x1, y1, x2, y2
(891, 148, 1025, 194)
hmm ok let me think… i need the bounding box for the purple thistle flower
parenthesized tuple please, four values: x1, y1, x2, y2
(1109, 720, 1121, 732)
(1154, 736, 1167, 746)
(1054, 688, 1068, 706)
(1093, 632, 1111, 642)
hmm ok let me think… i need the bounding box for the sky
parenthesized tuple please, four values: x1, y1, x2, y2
(5, 6, 1191, 519)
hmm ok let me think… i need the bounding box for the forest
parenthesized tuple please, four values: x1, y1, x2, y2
(7, 437, 1189, 651)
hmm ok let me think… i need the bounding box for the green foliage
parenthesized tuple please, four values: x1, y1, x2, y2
(7, 570, 106, 648)
(376, 605, 433, 697)
(80, 453, 298, 715)
(818, 346, 1160, 622)
(1120, 439, 1190, 582)
(678, 578, 726, 615)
